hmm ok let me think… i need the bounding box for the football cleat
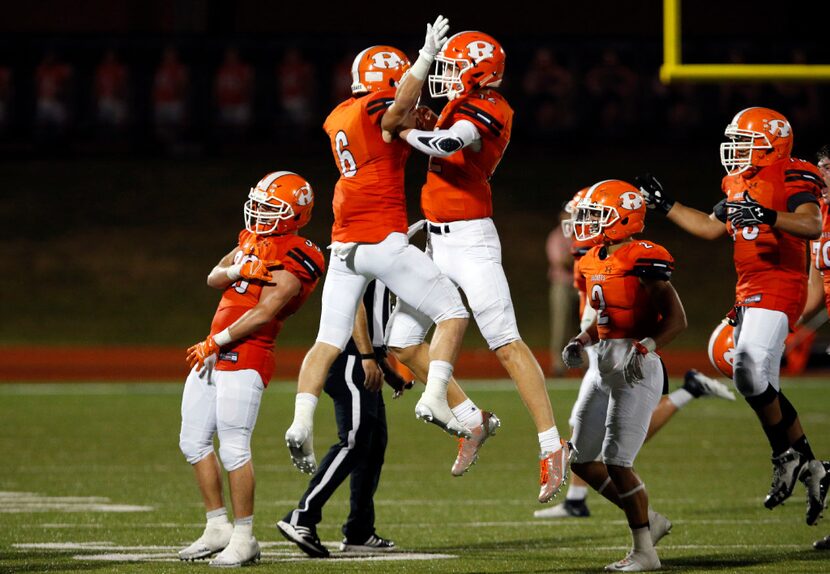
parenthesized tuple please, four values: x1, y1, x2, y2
(533, 499, 590, 518)
(814, 535, 830, 550)
(648, 509, 672, 546)
(208, 532, 260, 568)
(276, 520, 329, 558)
(451, 411, 501, 476)
(604, 549, 661, 572)
(340, 534, 396, 553)
(682, 369, 736, 401)
(178, 522, 234, 561)
(538, 440, 572, 503)
(765, 447, 806, 509)
(415, 394, 471, 438)
(800, 459, 830, 526)
(285, 423, 318, 475)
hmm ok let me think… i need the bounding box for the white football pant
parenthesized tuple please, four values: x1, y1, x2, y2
(570, 339, 663, 467)
(569, 346, 600, 428)
(732, 307, 788, 397)
(316, 232, 468, 351)
(179, 367, 264, 472)
(386, 218, 521, 351)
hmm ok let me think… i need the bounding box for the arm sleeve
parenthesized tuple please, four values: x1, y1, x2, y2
(404, 119, 480, 157)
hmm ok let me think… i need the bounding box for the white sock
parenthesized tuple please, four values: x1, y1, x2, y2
(565, 485, 588, 501)
(631, 525, 653, 553)
(425, 360, 453, 399)
(668, 388, 694, 409)
(451, 399, 483, 428)
(234, 515, 253, 537)
(538, 426, 562, 453)
(293, 393, 318, 428)
(206, 507, 229, 526)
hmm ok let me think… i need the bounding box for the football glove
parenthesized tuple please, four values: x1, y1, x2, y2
(379, 358, 415, 399)
(634, 173, 675, 215)
(620, 338, 655, 388)
(421, 15, 450, 59)
(186, 336, 220, 379)
(725, 191, 778, 228)
(562, 338, 586, 369)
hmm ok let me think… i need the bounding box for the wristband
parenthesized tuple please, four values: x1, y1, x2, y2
(213, 328, 232, 347)
(634, 337, 656, 355)
(410, 52, 433, 81)
(226, 264, 243, 282)
(360, 353, 377, 361)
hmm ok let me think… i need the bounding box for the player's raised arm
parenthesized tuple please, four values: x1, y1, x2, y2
(381, 15, 449, 139)
(635, 173, 728, 240)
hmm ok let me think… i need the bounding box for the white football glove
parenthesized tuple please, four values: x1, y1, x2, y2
(619, 338, 655, 388)
(197, 353, 217, 380)
(562, 338, 585, 369)
(421, 15, 450, 59)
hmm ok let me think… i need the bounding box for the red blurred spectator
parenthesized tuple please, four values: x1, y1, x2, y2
(94, 49, 129, 129)
(522, 47, 577, 135)
(276, 47, 315, 133)
(153, 46, 189, 140)
(35, 51, 73, 132)
(214, 47, 254, 131)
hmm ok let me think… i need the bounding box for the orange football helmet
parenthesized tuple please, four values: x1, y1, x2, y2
(350, 46, 411, 94)
(707, 320, 735, 378)
(244, 171, 314, 235)
(573, 180, 646, 243)
(720, 107, 793, 175)
(428, 31, 505, 100)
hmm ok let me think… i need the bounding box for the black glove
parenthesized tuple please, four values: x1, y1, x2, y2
(725, 191, 777, 228)
(379, 358, 414, 399)
(634, 173, 675, 215)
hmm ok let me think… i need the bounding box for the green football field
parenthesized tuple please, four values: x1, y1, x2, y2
(1, 379, 829, 573)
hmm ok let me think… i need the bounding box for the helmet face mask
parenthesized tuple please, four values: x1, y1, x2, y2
(574, 201, 618, 242)
(429, 56, 469, 100)
(719, 107, 792, 175)
(244, 171, 314, 236)
(427, 31, 505, 100)
(573, 180, 645, 243)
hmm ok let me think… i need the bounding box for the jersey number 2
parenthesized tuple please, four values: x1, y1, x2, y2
(335, 131, 357, 178)
(591, 284, 609, 325)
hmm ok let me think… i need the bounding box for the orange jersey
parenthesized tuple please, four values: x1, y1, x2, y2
(323, 88, 410, 243)
(421, 89, 513, 222)
(572, 239, 594, 316)
(211, 230, 325, 385)
(724, 158, 823, 327)
(577, 240, 674, 340)
(811, 200, 830, 310)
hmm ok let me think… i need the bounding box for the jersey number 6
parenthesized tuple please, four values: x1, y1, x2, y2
(335, 130, 357, 178)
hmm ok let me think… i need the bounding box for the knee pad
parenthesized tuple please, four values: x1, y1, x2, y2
(179, 433, 214, 465)
(733, 350, 760, 397)
(218, 432, 252, 472)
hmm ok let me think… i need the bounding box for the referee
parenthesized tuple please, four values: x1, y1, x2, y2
(277, 279, 411, 557)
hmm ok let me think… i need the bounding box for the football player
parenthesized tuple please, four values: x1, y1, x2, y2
(178, 171, 325, 567)
(562, 179, 683, 572)
(285, 16, 479, 479)
(383, 31, 569, 502)
(636, 107, 830, 525)
(537, 189, 734, 520)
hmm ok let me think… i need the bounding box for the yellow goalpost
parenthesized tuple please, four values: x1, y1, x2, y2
(660, 0, 830, 83)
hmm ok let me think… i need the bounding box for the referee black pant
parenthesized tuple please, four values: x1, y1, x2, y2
(283, 351, 388, 542)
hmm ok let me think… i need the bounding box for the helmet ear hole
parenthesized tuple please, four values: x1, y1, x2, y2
(620, 216, 629, 226)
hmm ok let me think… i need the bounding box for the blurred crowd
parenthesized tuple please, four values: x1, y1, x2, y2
(0, 42, 825, 156)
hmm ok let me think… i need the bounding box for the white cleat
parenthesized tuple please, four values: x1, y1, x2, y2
(683, 369, 735, 401)
(648, 509, 672, 546)
(604, 549, 661, 572)
(178, 522, 233, 561)
(285, 423, 317, 475)
(415, 394, 471, 438)
(538, 440, 572, 503)
(209, 532, 261, 568)
(451, 411, 500, 476)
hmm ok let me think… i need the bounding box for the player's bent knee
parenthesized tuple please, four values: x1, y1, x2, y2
(218, 440, 252, 472)
(733, 351, 760, 397)
(179, 436, 214, 466)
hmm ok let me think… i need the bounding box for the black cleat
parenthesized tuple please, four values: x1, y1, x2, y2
(276, 520, 329, 558)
